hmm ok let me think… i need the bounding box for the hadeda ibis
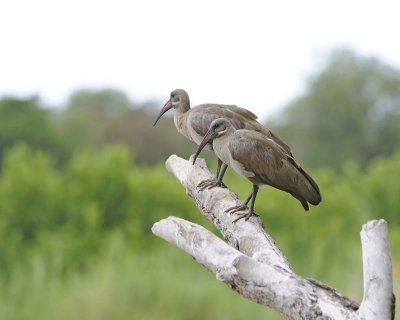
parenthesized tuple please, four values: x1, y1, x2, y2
(192, 118, 321, 222)
(154, 89, 292, 190)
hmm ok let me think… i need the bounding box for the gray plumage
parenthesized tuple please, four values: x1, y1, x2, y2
(154, 89, 293, 188)
(193, 118, 321, 221)
(154, 88, 292, 154)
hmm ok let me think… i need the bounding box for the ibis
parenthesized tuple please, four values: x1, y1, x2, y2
(192, 118, 322, 222)
(154, 89, 292, 190)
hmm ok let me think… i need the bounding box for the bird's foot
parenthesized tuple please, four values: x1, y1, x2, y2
(232, 210, 255, 223)
(197, 179, 225, 191)
(226, 204, 254, 223)
(225, 204, 248, 214)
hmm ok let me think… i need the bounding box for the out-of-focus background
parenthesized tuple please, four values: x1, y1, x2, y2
(1, 1, 399, 319)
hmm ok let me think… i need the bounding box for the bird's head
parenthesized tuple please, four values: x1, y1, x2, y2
(153, 89, 190, 126)
(192, 118, 232, 165)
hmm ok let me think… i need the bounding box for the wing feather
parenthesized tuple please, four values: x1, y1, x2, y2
(189, 103, 294, 166)
(229, 131, 285, 185)
(190, 104, 254, 137)
(229, 130, 321, 206)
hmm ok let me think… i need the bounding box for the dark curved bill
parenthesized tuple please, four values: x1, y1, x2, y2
(193, 130, 214, 165)
(153, 100, 172, 126)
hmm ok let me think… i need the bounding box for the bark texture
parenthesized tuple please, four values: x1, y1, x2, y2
(152, 155, 395, 320)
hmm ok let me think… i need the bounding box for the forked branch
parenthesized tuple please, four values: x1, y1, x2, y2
(152, 155, 395, 320)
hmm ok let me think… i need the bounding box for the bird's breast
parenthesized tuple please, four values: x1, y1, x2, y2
(212, 137, 231, 164)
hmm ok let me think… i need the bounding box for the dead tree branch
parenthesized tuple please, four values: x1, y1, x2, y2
(152, 155, 395, 320)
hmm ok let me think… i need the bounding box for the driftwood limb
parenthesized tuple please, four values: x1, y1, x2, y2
(358, 220, 395, 319)
(152, 155, 395, 320)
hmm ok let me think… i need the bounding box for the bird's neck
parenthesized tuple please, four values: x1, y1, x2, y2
(174, 109, 188, 135)
(212, 133, 232, 165)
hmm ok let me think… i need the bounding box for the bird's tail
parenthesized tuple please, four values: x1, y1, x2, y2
(288, 157, 322, 206)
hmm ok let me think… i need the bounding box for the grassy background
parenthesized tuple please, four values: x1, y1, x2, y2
(0, 145, 398, 319)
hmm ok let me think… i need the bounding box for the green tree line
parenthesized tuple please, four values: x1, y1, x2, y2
(268, 49, 400, 169)
(0, 89, 193, 167)
(1, 50, 399, 171)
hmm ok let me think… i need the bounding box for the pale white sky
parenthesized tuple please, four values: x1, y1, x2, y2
(1, 0, 399, 119)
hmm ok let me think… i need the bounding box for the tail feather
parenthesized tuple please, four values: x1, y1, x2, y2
(295, 194, 310, 211)
(287, 156, 322, 206)
(298, 166, 322, 204)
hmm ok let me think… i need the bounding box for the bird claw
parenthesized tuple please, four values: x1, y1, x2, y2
(226, 204, 254, 223)
(225, 204, 248, 214)
(232, 210, 254, 223)
(197, 179, 225, 191)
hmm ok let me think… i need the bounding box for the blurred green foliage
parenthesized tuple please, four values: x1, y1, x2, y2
(0, 144, 398, 319)
(0, 48, 399, 319)
(269, 49, 400, 170)
(58, 88, 194, 164)
(0, 97, 71, 165)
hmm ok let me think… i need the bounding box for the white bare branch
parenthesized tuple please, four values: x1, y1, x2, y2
(357, 220, 395, 320)
(152, 155, 395, 320)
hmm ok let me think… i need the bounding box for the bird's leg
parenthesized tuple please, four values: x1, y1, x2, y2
(228, 185, 259, 223)
(216, 158, 222, 177)
(214, 159, 228, 187)
(197, 161, 228, 191)
(217, 159, 228, 188)
(225, 188, 254, 213)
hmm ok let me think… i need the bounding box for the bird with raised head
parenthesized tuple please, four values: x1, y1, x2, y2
(192, 118, 322, 222)
(154, 89, 292, 190)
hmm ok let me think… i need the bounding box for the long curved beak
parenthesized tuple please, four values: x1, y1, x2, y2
(192, 130, 215, 165)
(153, 100, 172, 126)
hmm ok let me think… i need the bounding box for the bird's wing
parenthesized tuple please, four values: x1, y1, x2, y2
(190, 111, 221, 137)
(190, 103, 292, 157)
(239, 120, 293, 156)
(190, 104, 253, 136)
(224, 104, 258, 121)
(229, 130, 321, 206)
(286, 155, 321, 201)
(229, 130, 287, 186)
(264, 129, 293, 156)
